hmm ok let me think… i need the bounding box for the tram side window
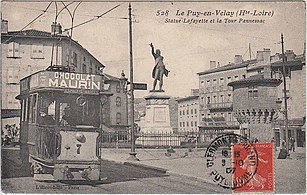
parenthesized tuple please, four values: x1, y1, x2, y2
(29, 94, 38, 124)
(21, 99, 24, 122)
(38, 94, 56, 125)
(26, 97, 30, 122)
(21, 99, 26, 122)
(21, 98, 30, 122)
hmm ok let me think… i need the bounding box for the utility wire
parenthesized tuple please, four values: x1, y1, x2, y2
(61, 1, 82, 38)
(3, 2, 53, 44)
(54, 1, 75, 25)
(62, 3, 122, 33)
(20, 1, 53, 31)
(4, 3, 126, 19)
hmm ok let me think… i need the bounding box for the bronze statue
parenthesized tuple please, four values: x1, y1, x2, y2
(149, 43, 169, 92)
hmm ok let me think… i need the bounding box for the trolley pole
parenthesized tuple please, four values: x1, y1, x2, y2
(281, 33, 290, 154)
(127, 3, 139, 161)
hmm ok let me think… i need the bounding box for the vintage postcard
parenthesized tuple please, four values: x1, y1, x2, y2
(1, 0, 306, 194)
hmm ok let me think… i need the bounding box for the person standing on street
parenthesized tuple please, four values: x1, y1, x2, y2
(289, 137, 295, 152)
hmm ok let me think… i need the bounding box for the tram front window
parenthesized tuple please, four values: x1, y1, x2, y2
(58, 95, 100, 127)
(38, 93, 100, 127)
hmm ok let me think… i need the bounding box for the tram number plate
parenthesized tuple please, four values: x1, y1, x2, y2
(76, 144, 82, 154)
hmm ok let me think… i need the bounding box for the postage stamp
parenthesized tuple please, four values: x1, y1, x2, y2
(205, 134, 275, 193)
(205, 133, 259, 190)
(233, 142, 274, 193)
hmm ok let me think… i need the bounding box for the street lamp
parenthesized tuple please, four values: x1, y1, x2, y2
(280, 33, 290, 155)
(119, 70, 129, 132)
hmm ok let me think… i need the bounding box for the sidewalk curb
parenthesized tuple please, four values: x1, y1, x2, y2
(123, 162, 167, 173)
(167, 171, 229, 193)
(101, 158, 167, 173)
(102, 158, 217, 185)
(167, 170, 215, 185)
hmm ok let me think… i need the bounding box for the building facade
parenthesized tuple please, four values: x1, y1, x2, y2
(197, 57, 248, 142)
(103, 74, 129, 132)
(177, 95, 199, 133)
(197, 48, 305, 147)
(229, 73, 282, 142)
(271, 52, 306, 148)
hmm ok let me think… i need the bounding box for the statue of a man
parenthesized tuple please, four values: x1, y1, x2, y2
(149, 43, 169, 92)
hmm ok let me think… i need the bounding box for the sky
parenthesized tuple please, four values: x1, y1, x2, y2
(2, 1, 306, 98)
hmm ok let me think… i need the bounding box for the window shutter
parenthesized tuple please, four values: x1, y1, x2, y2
(37, 45, 44, 58)
(14, 42, 20, 57)
(31, 45, 37, 58)
(7, 67, 19, 84)
(7, 42, 14, 57)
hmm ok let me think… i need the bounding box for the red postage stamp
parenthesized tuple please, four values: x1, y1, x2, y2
(233, 142, 274, 193)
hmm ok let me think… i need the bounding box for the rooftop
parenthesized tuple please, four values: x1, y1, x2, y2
(177, 95, 199, 102)
(197, 60, 256, 76)
(228, 74, 282, 86)
(197, 50, 305, 76)
(271, 58, 305, 67)
(2, 29, 105, 68)
(103, 73, 121, 81)
(3, 29, 61, 37)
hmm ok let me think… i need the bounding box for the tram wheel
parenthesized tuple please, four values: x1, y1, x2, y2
(30, 163, 34, 177)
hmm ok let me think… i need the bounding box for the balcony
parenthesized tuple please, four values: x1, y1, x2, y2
(200, 120, 240, 130)
(207, 102, 233, 111)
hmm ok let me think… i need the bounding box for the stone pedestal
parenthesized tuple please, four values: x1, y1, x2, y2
(140, 92, 173, 133)
(136, 91, 180, 147)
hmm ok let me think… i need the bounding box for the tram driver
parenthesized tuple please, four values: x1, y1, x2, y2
(39, 110, 55, 125)
(60, 106, 77, 126)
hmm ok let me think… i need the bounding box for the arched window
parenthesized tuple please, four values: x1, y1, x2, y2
(116, 97, 121, 107)
(116, 84, 121, 93)
(116, 112, 121, 124)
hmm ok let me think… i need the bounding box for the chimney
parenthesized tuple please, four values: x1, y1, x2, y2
(270, 53, 280, 63)
(285, 50, 295, 61)
(262, 48, 271, 64)
(256, 48, 271, 63)
(263, 65, 271, 79)
(1, 20, 8, 33)
(51, 22, 62, 35)
(256, 51, 264, 61)
(210, 61, 217, 69)
(234, 55, 243, 64)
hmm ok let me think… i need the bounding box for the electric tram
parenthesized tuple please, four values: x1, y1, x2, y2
(16, 66, 112, 181)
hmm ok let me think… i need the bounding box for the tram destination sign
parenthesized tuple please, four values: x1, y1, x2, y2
(20, 71, 104, 92)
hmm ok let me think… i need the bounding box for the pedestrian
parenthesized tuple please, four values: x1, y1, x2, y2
(278, 140, 288, 159)
(271, 137, 277, 151)
(290, 137, 295, 152)
(281, 140, 286, 149)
